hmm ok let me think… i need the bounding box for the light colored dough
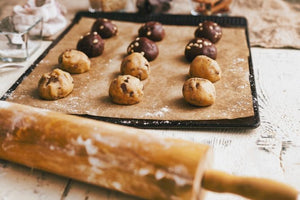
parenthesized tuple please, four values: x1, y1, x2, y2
(59, 49, 91, 74)
(189, 55, 221, 83)
(120, 52, 150, 80)
(182, 78, 216, 106)
(38, 69, 74, 100)
(109, 75, 144, 105)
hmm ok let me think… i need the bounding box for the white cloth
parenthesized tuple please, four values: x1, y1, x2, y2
(13, 0, 67, 37)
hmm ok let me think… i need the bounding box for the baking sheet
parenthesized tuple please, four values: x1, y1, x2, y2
(2, 12, 260, 128)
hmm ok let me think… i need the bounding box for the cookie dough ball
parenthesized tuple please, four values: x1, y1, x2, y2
(77, 32, 104, 58)
(38, 69, 74, 100)
(195, 21, 222, 43)
(109, 75, 144, 105)
(189, 55, 221, 83)
(182, 78, 216, 106)
(127, 37, 159, 61)
(184, 38, 217, 62)
(58, 49, 91, 74)
(138, 21, 165, 41)
(121, 52, 150, 80)
(91, 18, 118, 39)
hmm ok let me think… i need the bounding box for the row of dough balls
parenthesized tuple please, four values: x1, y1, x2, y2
(183, 55, 221, 106)
(182, 21, 223, 107)
(109, 53, 150, 105)
(38, 49, 90, 100)
(109, 22, 166, 105)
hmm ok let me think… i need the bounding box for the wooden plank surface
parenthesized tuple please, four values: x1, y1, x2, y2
(0, 0, 300, 199)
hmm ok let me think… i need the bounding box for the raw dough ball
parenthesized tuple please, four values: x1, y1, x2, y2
(195, 21, 222, 43)
(189, 55, 221, 83)
(59, 49, 91, 74)
(182, 78, 216, 106)
(184, 38, 217, 62)
(109, 75, 144, 105)
(91, 18, 118, 39)
(77, 32, 104, 58)
(138, 21, 165, 41)
(121, 52, 150, 80)
(127, 37, 159, 61)
(38, 69, 74, 100)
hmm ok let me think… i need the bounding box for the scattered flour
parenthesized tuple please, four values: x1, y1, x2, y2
(144, 106, 170, 118)
(0, 101, 12, 108)
(94, 134, 119, 148)
(233, 57, 245, 64)
(173, 175, 190, 186)
(138, 168, 150, 176)
(88, 157, 105, 169)
(155, 169, 165, 180)
(76, 136, 98, 155)
(154, 168, 191, 186)
(112, 182, 122, 190)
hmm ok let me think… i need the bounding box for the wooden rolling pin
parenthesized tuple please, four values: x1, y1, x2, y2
(0, 101, 298, 200)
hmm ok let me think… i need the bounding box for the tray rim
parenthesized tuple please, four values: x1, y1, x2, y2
(1, 11, 260, 129)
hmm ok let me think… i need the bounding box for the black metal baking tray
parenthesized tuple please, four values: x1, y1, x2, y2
(1, 11, 260, 129)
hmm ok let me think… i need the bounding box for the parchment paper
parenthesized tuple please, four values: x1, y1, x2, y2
(7, 17, 254, 121)
(229, 0, 300, 49)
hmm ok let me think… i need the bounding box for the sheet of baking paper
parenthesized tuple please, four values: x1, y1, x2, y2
(7, 17, 254, 121)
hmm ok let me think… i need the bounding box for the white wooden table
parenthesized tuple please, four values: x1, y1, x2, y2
(0, 1, 300, 199)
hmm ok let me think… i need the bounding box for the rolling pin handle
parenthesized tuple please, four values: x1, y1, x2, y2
(202, 170, 299, 200)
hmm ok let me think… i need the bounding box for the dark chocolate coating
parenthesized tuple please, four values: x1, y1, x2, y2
(138, 21, 165, 41)
(77, 32, 104, 58)
(194, 21, 222, 43)
(127, 37, 159, 61)
(91, 18, 118, 39)
(184, 38, 217, 62)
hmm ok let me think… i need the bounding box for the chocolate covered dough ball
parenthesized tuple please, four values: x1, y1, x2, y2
(127, 37, 159, 61)
(185, 38, 217, 62)
(195, 21, 222, 43)
(138, 21, 165, 41)
(38, 69, 74, 100)
(91, 18, 118, 39)
(77, 32, 104, 58)
(109, 75, 144, 105)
